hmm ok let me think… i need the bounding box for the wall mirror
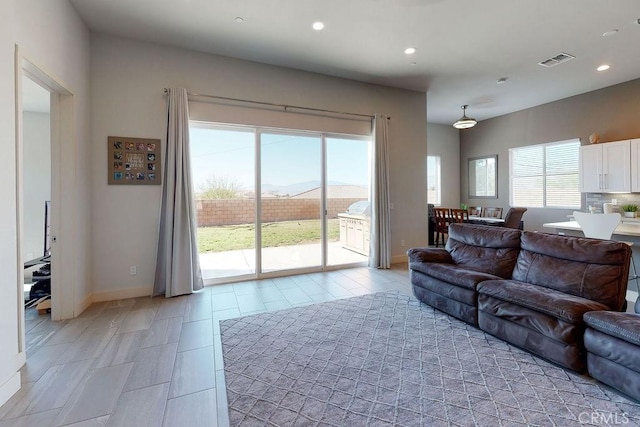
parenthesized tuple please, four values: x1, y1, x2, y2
(468, 155, 497, 198)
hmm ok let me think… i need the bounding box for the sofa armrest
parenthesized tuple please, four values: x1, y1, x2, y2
(407, 247, 453, 264)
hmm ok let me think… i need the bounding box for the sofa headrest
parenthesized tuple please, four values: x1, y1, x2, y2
(521, 231, 629, 265)
(515, 231, 631, 310)
(446, 224, 522, 278)
(447, 223, 521, 249)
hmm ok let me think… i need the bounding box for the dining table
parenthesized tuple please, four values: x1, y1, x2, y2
(467, 215, 505, 225)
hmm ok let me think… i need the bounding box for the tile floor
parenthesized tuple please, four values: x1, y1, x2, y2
(1, 265, 412, 426)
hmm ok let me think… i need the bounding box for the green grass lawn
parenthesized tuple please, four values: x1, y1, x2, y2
(197, 219, 340, 253)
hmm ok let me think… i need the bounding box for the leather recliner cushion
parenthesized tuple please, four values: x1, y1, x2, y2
(583, 320, 640, 401)
(410, 262, 503, 291)
(513, 232, 630, 310)
(407, 247, 453, 264)
(446, 224, 521, 278)
(478, 280, 609, 325)
(584, 311, 640, 347)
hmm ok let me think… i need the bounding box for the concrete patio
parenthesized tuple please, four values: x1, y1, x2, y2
(199, 241, 368, 280)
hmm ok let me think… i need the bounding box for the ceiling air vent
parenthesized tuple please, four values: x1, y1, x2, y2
(538, 52, 575, 68)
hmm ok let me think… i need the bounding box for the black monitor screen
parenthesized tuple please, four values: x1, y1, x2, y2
(44, 201, 51, 257)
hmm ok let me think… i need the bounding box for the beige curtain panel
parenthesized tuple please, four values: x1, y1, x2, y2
(154, 87, 204, 297)
(369, 113, 391, 269)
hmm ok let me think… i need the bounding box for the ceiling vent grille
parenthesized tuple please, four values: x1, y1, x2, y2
(538, 52, 575, 68)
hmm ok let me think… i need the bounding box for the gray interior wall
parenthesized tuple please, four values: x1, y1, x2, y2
(90, 34, 428, 296)
(426, 123, 460, 207)
(460, 78, 640, 231)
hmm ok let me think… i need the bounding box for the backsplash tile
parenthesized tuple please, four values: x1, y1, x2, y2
(585, 193, 640, 213)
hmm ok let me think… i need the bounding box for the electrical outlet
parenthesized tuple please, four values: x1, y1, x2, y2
(390, 203, 395, 210)
(129, 265, 137, 275)
(401, 239, 405, 247)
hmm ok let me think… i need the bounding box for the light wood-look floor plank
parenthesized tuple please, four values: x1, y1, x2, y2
(1, 265, 411, 426)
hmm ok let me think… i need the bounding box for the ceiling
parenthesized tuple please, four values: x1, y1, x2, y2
(68, 0, 640, 125)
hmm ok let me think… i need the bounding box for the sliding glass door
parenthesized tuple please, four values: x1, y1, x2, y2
(326, 136, 370, 266)
(190, 126, 256, 280)
(260, 132, 322, 272)
(190, 123, 370, 282)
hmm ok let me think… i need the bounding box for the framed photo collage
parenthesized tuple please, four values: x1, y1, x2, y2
(108, 136, 161, 185)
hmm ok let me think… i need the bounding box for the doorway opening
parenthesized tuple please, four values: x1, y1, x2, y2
(21, 76, 52, 325)
(16, 54, 75, 364)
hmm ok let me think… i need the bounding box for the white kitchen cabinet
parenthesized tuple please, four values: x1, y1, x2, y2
(630, 139, 640, 192)
(579, 140, 630, 193)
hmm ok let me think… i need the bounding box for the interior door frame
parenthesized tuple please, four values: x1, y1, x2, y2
(15, 47, 75, 362)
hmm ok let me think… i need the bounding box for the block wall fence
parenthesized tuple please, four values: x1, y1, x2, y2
(195, 198, 364, 226)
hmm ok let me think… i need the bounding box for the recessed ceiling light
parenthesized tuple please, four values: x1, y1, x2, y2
(597, 64, 610, 72)
(312, 22, 324, 31)
(602, 29, 619, 37)
(235, 17, 244, 23)
(404, 47, 416, 55)
(497, 77, 508, 84)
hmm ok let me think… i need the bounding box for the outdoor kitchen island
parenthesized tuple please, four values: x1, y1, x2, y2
(338, 201, 370, 256)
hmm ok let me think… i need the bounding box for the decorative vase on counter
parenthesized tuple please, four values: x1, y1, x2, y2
(624, 212, 636, 218)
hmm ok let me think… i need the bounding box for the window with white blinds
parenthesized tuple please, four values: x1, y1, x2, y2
(509, 139, 581, 208)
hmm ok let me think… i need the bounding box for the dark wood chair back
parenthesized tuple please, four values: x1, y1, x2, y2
(433, 208, 451, 247)
(450, 209, 469, 223)
(467, 206, 482, 216)
(482, 207, 503, 218)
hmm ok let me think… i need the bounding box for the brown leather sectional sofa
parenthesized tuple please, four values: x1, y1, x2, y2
(408, 223, 631, 373)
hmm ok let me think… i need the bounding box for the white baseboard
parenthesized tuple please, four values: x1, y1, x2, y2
(0, 372, 20, 408)
(392, 254, 408, 265)
(90, 286, 153, 303)
(75, 292, 94, 317)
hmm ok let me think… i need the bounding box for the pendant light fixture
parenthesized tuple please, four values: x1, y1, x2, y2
(453, 105, 477, 129)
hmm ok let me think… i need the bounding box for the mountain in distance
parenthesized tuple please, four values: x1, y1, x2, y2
(261, 180, 364, 196)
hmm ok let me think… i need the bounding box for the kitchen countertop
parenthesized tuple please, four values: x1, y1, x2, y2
(543, 220, 640, 237)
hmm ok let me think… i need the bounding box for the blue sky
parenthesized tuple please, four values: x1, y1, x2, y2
(189, 126, 370, 192)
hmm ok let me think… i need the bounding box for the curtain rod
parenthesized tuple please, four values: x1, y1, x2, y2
(163, 88, 390, 120)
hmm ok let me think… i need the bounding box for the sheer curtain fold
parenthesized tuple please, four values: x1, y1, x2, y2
(154, 87, 204, 297)
(369, 113, 391, 269)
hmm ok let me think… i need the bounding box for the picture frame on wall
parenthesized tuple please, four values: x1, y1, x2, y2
(108, 136, 161, 185)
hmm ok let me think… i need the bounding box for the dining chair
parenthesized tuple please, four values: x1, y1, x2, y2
(572, 211, 621, 239)
(467, 206, 482, 216)
(573, 211, 640, 313)
(502, 207, 527, 229)
(450, 208, 469, 224)
(481, 207, 503, 218)
(433, 207, 450, 247)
